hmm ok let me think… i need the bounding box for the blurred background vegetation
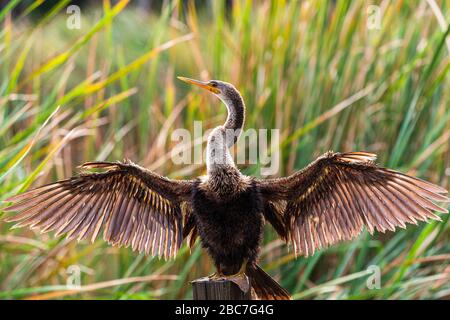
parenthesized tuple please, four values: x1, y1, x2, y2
(0, 0, 449, 299)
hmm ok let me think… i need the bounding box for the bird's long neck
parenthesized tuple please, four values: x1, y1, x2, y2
(222, 94, 245, 144)
(206, 92, 245, 176)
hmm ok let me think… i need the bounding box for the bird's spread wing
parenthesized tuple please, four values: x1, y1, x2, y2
(256, 151, 449, 257)
(3, 160, 193, 259)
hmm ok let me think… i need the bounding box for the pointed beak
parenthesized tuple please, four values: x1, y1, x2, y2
(177, 76, 220, 94)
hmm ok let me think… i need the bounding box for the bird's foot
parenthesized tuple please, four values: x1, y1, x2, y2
(207, 272, 223, 281)
(220, 260, 250, 293)
(204, 260, 250, 293)
(226, 272, 250, 294)
(206, 270, 250, 293)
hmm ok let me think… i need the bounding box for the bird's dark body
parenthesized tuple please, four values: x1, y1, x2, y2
(191, 178, 264, 275)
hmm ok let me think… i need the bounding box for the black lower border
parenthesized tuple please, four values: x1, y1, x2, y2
(1, 299, 444, 319)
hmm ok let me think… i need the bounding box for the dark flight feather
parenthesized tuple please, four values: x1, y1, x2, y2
(256, 151, 449, 257)
(4, 160, 193, 259)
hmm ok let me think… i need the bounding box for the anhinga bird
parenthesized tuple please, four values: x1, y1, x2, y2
(3, 77, 449, 300)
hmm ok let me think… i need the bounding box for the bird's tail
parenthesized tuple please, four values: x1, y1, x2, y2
(246, 264, 291, 300)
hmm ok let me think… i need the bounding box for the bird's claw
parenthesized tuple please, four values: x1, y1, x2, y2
(207, 271, 250, 293)
(226, 273, 250, 293)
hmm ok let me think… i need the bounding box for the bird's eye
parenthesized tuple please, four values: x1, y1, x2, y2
(210, 82, 218, 87)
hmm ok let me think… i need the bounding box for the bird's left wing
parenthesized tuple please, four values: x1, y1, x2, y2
(256, 152, 449, 257)
(3, 160, 193, 259)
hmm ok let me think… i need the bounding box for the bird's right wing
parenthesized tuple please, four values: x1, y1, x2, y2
(4, 160, 193, 259)
(256, 152, 449, 257)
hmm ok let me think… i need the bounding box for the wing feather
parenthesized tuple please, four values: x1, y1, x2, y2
(3, 160, 193, 259)
(257, 151, 449, 257)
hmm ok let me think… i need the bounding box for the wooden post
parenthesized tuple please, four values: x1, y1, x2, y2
(192, 277, 252, 300)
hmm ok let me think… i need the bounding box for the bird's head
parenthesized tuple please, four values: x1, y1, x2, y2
(177, 76, 239, 102)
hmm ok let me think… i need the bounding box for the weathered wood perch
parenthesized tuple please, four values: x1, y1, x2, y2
(192, 277, 252, 300)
